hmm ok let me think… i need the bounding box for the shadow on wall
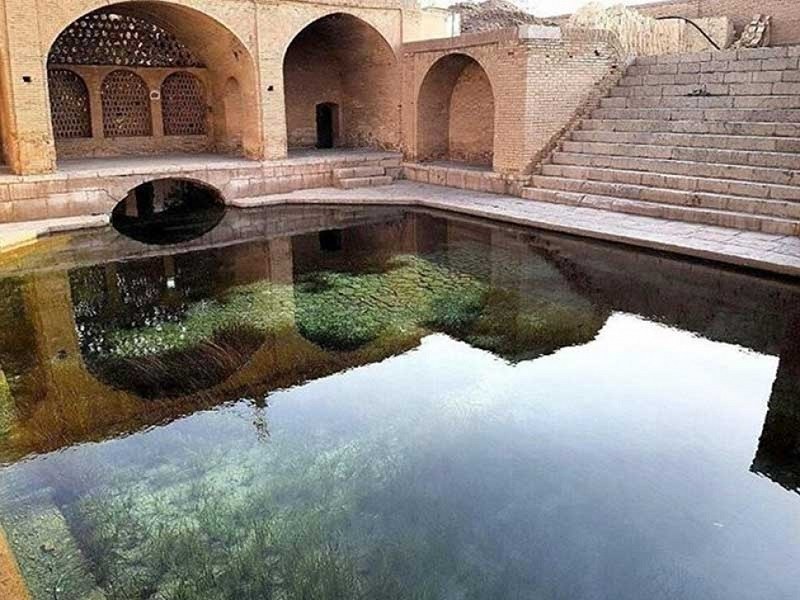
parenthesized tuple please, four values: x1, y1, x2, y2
(283, 13, 401, 151)
(416, 53, 495, 168)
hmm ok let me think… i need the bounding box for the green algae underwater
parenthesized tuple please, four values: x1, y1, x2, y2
(1, 206, 800, 600)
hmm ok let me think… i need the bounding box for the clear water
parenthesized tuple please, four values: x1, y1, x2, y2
(1, 205, 799, 600)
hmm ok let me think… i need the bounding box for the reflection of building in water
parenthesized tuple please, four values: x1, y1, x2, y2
(752, 316, 800, 493)
(516, 227, 800, 494)
(2, 209, 800, 497)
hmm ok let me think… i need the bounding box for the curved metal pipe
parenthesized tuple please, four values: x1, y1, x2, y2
(655, 16, 722, 51)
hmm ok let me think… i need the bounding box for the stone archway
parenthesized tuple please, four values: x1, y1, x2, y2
(45, 2, 262, 161)
(282, 13, 400, 151)
(417, 53, 495, 168)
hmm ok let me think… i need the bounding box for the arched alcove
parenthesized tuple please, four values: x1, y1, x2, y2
(46, 2, 261, 161)
(417, 54, 495, 168)
(282, 13, 400, 151)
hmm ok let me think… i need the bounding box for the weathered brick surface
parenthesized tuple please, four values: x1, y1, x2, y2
(631, 0, 800, 47)
(284, 13, 400, 151)
(0, 0, 446, 175)
(403, 27, 620, 175)
(531, 48, 800, 234)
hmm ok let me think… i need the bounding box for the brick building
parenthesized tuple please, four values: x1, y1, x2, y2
(0, 0, 798, 228)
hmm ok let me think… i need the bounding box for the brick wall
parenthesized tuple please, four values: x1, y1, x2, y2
(520, 30, 621, 173)
(633, 0, 800, 46)
(283, 26, 345, 149)
(449, 61, 494, 165)
(403, 27, 619, 176)
(414, 52, 495, 166)
(283, 14, 401, 151)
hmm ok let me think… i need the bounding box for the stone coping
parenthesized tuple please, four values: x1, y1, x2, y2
(232, 181, 800, 278)
(0, 150, 402, 184)
(4, 181, 799, 277)
(0, 215, 108, 253)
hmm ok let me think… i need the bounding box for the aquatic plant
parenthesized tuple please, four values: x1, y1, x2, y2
(0, 368, 11, 438)
(90, 323, 266, 399)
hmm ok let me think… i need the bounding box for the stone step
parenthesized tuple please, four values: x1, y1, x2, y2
(333, 165, 386, 179)
(336, 175, 393, 190)
(599, 95, 800, 110)
(560, 140, 800, 170)
(612, 79, 800, 97)
(591, 107, 800, 122)
(540, 163, 800, 203)
(634, 47, 800, 67)
(570, 129, 800, 153)
(530, 175, 800, 220)
(580, 118, 800, 137)
(521, 187, 800, 236)
(550, 152, 800, 187)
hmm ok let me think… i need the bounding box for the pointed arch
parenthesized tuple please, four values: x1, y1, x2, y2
(282, 13, 400, 150)
(417, 53, 496, 168)
(101, 70, 152, 138)
(45, 2, 262, 160)
(48, 69, 92, 139)
(161, 71, 208, 136)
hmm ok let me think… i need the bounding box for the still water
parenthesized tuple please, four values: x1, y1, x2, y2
(0, 205, 799, 599)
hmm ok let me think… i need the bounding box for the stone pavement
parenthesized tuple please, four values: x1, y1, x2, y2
(231, 181, 800, 277)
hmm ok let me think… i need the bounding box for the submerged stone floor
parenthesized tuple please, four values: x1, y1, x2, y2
(2, 180, 800, 277)
(231, 182, 800, 278)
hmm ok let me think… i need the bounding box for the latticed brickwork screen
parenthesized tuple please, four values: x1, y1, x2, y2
(161, 72, 208, 136)
(102, 70, 152, 138)
(48, 69, 92, 139)
(48, 11, 204, 68)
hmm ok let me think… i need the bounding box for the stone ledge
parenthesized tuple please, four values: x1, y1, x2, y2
(0, 214, 108, 255)
(227, 181, 800, 278)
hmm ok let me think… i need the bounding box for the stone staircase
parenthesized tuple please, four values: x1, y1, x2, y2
(333, 165, 393, 190)
(523, 47, 800, 236)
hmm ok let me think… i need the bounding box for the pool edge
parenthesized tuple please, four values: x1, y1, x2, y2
(0, 523, 32, 600)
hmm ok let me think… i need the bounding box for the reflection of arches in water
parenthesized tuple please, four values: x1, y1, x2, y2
(69, 252, 255, 398)
(90, 323, 266, 400)
(291, 220, 609, 360)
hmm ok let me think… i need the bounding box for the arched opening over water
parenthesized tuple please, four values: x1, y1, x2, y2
(417, 54, 495, 168)
(283, 13, 400, 151)
(111, 179, 225, 245)
(46, 2, 261, 162)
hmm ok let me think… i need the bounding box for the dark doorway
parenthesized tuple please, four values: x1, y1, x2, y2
(319, 229, 343, 252)
(316, 103, 338, 149)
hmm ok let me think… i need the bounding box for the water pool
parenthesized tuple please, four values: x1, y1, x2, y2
(0, 205, 799, 600)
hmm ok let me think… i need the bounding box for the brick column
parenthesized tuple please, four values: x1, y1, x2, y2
(0, 1, 57, 174)
(256, 4, 288, 161)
